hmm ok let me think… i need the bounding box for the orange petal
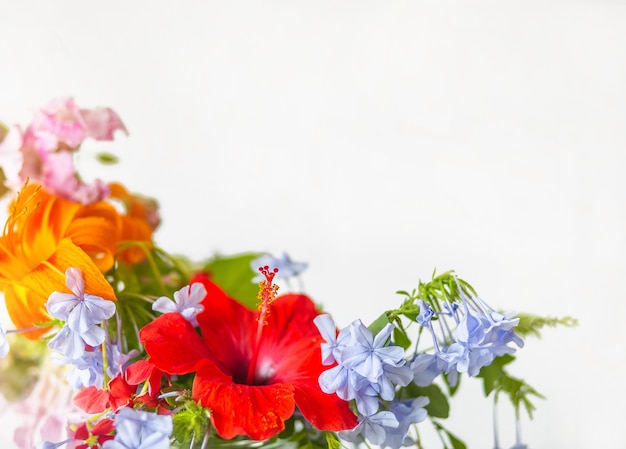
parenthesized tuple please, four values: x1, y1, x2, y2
(3, 283, 49, 339)
(47, 238, 116, 301)
(116, 215, 153, 264)
(9, 239, 115, 339)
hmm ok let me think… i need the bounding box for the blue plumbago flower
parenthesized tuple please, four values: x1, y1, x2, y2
(0, 322, 9, 358)
(152, 282, 206, 327)
(47, 324, 90, 359)
(52, 343, 139, 389)
(251, 252, 308, 282)
(46, 267, 116, 357)
(383, 397, 430, 449)
(102, 407, 173, 449)
(314, 314, 342, 365)
(341, 321, 405, 382)
(316, 315, 412, 416)
(339, 410, 399, 446)
(36, 439, 71, 449)
(411, 278, 523, 383)
(416, 300, 434, 326)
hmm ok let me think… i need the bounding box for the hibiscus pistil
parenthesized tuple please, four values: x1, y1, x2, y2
(246, 265, 279, 385)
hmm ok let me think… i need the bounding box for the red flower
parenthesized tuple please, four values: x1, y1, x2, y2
(139, 273, 357, 440)
(72, 418, 115, 449)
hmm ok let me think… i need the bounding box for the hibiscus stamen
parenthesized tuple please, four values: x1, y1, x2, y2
(246, 265, 279, 385)
(256, 265, 279, 326)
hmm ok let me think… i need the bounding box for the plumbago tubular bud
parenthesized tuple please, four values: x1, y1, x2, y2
(0, 323, 9, 358)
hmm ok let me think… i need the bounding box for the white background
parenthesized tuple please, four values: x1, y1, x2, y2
(1, 1, 625, 448)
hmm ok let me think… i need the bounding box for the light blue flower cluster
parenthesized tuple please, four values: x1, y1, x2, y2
(44, 267, 140, 389)
(45, 267, 116, 358)
(314, 315, 428, 448)
(411, 281, 524, 386)
(102, 407, 173, 449)
(51, 343, 138, 389)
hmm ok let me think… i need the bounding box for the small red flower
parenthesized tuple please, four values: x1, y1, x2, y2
(72, 418, 115, 449)
(140, 273, 357, 440)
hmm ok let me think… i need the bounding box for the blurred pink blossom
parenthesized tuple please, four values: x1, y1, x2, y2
(0, 362, 85, 449)
(0, 97, 127, 204)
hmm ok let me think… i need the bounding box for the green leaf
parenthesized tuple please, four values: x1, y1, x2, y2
(96, 152, 119, 164)
(432, 421, 467, 449)
(446, 429, 467, 449)
(368, 312, 390, 335)
(477, 354, 515, 396)
(325, 431, 341, 449)
(477, 354, 545, 419)
(393, 322, 412, 350)
(515, 313, 578, 338)
(498, 375, 545, 419)
(172, 401, 211, 448)
(400, 383, 449, 419)
(203, 252, 263, 309)
(443, 371, 461, 397)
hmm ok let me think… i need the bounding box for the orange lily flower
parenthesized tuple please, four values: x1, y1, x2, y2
(0, 183, 118, 338)
(108, 182, 159, 265)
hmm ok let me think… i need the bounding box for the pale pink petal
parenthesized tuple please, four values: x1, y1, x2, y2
(30, 97, 87, 148)
(64, 267, 85, 297)
(40, 150, 78, 196)
(39, 150, 110, 203)
(80, 107, 128, 141)
(70, 178, 110, 204)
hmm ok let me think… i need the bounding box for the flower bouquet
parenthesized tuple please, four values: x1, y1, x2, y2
(0, 98, 574, 449)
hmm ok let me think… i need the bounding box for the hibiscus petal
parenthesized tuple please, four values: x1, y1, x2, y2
(193, 360, 295, 440)
(139, 313, 212, 374)
(294, 381, 358, 432)
(194, 277, 256, 380)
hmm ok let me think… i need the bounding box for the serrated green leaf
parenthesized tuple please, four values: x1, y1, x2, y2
(515, 313, 578, 338)
(477, 354, 515, 396)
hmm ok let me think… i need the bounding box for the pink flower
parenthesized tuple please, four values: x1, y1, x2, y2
(29, 97, 127, 149)
(1, 97, 127, 204)
(80, 106, 128, 141)
(0, 362, 85, 449)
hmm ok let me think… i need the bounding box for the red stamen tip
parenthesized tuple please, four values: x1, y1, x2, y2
(258, 265, 279, 284)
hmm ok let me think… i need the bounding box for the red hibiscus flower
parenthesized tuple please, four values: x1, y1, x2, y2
(139, 270, 357, 440)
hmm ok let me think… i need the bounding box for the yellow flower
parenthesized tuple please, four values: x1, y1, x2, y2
(0, 183, 118, 338)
